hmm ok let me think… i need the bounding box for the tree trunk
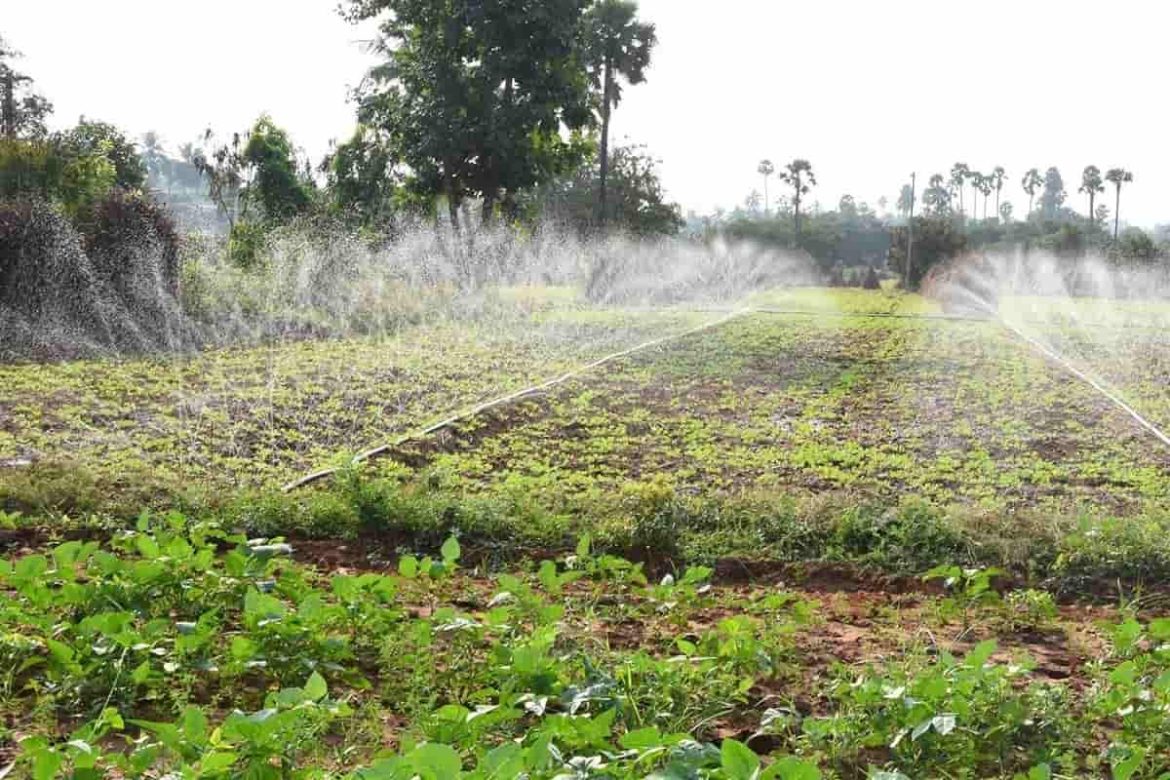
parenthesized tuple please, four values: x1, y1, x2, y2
(598, 56, 613, 229)
(793, 188, 801, 247)
(481, 192, 496, 225)
(763, 176, 769, 216)
(446, 174, 461, 234)
(1114, 186, 1121, 240)
(1088, 192, 1095, 224)
(1, 70, 14, 139)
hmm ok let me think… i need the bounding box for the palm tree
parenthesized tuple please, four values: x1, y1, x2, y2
(583, 0, 656, 228)
(923, 173, 951, 216)
(991, 166, 1006, 217)
(1079, 166, 1104, 225)
(1105, 168, 1133, 240)
(949, 162, 970, 217)
(970, 172, 989, 220)
(778, 159, 815, 243)
(757, 159, 775, 216)
(1021, 168, 1043, 217)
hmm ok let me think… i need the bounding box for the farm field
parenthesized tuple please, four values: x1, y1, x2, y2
(3, 288, 1170, 779)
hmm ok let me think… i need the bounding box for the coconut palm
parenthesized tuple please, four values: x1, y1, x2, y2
(778, 159, 815, 242)
(949, 162, 970, 217)
(1021, 168, 1043, 216)
(582, 0, 656, 228)
(1079, 166, 1104, 225)
(757, 159, 775, 216)
(991, 166, 1006, 217)
(1105, 168, 1133, 240)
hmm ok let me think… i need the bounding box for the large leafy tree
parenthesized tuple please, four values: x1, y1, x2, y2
(1038, 166, 1065, 221)
(1105, 167, 1133, 241)
(778, 158, 815, 243)
(325, 125, 401, 226)
(1079, 165, 1104, 224)
(348, 0, 594, 230)
(240, 115, 313, 222)
(58, 120, 147, 191)
(582, 0, 656, 228)
(0, 36, 52, 140)
(537, 142, 681, 236)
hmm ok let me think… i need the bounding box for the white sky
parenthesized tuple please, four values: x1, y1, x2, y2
(5, 0, 1168, 226)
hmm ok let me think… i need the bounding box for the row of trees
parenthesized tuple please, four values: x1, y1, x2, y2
(2, 0, 684, 271)
(722, 156, 1163, 290)
(910, 163, 1135, 240)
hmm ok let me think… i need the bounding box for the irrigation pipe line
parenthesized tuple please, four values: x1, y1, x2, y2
(996, 316, 1170, 449)
(282, 307, 754, 491)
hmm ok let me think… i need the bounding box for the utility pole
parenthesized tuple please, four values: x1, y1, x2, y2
(905, 172, 916, 290)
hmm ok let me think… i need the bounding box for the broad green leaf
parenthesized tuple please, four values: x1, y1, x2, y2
(399, 556, 419, 579)
(721, 739, 759, 780)
(620, 726, 663, 751)
(201, 751, 238, 773)
(440, 536, 461, 564)
(181, 706, 208, 742)
(304, 671, 328, 701)
(481, 743, 524, 779)
(32, 748, 62, 780)
(966, 639, 997, 668)
(761, 757, 820, 780)
(539, 560, 561, 595)
(1027, 764, 1052, 780)
(409, 743, 462, 779)
(1112, 746, 1146, 780)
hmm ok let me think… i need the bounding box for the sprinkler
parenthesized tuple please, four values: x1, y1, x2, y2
(283, 307, 755, 491)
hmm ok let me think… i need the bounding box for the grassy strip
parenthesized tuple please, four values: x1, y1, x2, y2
(6, 460, 1170, 599)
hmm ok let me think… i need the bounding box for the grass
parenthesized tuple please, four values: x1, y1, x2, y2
(3, 287, 1170, 778)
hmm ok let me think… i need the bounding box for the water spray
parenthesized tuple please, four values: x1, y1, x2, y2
(282, 306, 755, 491)
(927, 252, 1170, 450)
(995, 312, 1170, 449)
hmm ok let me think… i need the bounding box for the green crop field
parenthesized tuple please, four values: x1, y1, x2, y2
(3, 289, 1170, 779)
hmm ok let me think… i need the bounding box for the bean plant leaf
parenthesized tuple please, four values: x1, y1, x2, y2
(408, 743, 462, 779)
(304, 671, 328, 702)
(720, 739, 759, 780)
(440, 536, 461, 564)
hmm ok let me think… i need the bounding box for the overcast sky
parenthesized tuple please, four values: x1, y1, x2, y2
(6, 1, 1168, 225)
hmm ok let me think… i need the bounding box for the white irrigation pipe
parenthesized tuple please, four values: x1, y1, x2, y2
(996, 315, 1170, 449)
(282, 307, 754, 491)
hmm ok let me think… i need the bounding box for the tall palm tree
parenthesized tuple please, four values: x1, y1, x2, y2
(991, 166, 1006, 217)
(1079, 166, 1104, 225)
(970, 172, 988, 220)
(1105, 168, 1133, 240)
(778, 159, 816, 243)
(1021, 168, 1043, 217)
(582, 0, 656, 228)
(757, 159, 775, 216)
(949, 162, 970, 217)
